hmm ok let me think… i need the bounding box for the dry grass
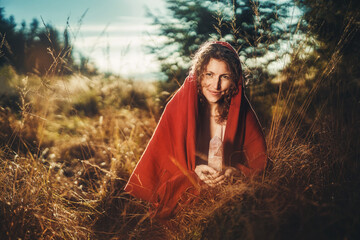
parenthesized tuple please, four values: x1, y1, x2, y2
(0, 152, 94, 239)
(0, 57, 359, 239)
(0, 3, 359, 239)
(0, 71, 159, 239)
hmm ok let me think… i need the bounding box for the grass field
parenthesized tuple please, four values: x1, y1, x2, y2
(0, 53, 359, 239)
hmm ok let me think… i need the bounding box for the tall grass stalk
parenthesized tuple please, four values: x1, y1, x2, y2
(0, 3, 359, 239)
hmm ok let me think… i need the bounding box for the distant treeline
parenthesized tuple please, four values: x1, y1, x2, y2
(0, 7, 94, 76)
(148, 0, 359, 84)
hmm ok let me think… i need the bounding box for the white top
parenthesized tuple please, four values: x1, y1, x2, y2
(208, 124, 225, 172)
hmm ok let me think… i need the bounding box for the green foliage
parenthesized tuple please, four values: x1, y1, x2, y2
(0, 65, 20, 110)
(246, 81, 278, 128)
(278, 0, 360, 135)
(118, 86, 149, 110)
(148, 0, 298, 83)
(72, 90, 100, 117)
(296, 0, 360, 80)
(0, 8, 79, 76)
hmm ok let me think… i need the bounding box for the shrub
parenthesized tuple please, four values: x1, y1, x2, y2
(72, 91, 100, 117)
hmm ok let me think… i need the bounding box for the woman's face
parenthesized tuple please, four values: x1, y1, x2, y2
(201, 58, 232, 104)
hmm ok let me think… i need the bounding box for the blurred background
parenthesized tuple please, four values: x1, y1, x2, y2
(0, 0, 359, 239)
(1, 0, 166, 80)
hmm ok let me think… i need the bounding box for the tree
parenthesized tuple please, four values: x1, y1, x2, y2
(0, 8, 18, 67)
(148, 0, 298, 84)
(0, 8, 77, 76)
(296, 0, 360, 80)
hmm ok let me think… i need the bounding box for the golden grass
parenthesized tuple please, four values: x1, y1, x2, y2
(0, 71, 159, 239)
(1, 42, 359, 238)
(0, 64, 358, 239)
(0, 5, 359, 238)
(0, 152, 94, 239)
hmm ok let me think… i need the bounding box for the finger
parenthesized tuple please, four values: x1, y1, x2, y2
(205, 181, 216, 188)
(224, 167, 238, 178)
(200, 173, 218, 182)
(195, 171, 205, 180)
(212, 175, 225, 184)
(201, 173, 216, 182)
(216, 179, 225, 185)
(198, 174, 209, 182)
(196, 167, 210, 176)
(224, 170, 232, 178)
(204, 178, 224, 187)
(205, 173, 219, 180)
(201, 165, 218, 175)
(196, 165, 214, 175)
(204, 175, 223, 185)
(203, 178, 216, 186)
(206, 170, 221, 179)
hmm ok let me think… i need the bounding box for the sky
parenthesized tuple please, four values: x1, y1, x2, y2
(1, 0, 166, 80)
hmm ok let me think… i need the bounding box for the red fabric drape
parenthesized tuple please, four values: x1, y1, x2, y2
(124, 42, 267, 219)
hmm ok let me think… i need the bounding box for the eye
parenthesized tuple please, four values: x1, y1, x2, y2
(205, 72, 213, 77)
(221, 75, 231, 81)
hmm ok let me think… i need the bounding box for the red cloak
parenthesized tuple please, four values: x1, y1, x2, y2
(124, 42, 267, 218)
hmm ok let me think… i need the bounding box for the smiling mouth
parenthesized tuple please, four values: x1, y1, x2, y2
(208, 90, 222, 95)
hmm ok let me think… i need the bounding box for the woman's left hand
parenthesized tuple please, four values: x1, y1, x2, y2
(221, 167, 240, 183)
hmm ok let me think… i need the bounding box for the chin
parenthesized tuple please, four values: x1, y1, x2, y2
(207, 98, 220, 104)
(203, 93, 221, 104)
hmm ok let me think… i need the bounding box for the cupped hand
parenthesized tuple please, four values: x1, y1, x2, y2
(222, 166, 238, 178)
(221, 166, 241, 183)
(194, 164, 225, 187)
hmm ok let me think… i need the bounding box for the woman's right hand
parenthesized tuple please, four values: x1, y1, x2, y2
(194, 165, 225, 187)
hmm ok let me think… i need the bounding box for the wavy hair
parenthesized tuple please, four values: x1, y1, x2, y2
(190, 42, 242, 123)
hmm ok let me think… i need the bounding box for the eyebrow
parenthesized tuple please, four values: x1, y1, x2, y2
(204, 71, 231, 75)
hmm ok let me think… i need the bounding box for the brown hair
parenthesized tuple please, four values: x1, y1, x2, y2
(190, 42, 242, 123)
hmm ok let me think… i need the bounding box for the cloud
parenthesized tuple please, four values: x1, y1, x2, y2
(59, 22, 159, 37)
(57, 15, 166, 79)
(70, 27, 167, 79)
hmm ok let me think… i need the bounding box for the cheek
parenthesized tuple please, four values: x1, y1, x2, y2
(200, 79, 210, 88)
(221, 81, 232, 91)
(199, 80, 206, 94)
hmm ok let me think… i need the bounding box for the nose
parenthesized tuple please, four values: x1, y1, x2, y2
(215, 76, 221, 90)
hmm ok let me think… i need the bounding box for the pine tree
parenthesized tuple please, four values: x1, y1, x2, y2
(297, 0, 360, 79)
(148, 0, 298, 83)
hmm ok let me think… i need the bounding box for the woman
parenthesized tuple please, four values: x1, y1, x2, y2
(124, 41, 267, 218)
